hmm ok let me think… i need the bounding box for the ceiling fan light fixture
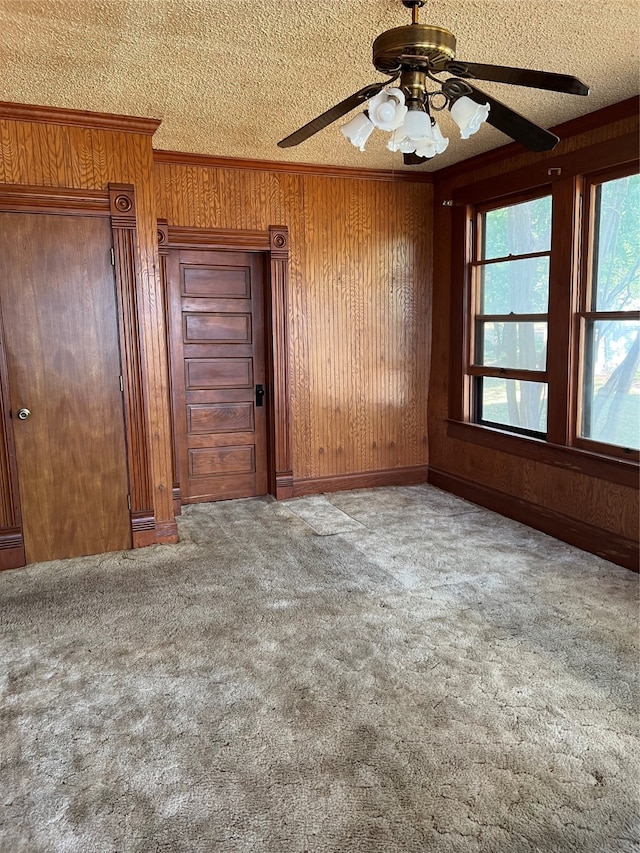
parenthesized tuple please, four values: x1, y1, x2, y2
(450, 95, 490, 139)
(340, 112, 375, 151)
(368, 88, 408, 131)
(278, 1, 589, 164)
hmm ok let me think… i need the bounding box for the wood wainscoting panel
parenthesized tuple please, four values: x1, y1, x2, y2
(154, 159, 432, 488)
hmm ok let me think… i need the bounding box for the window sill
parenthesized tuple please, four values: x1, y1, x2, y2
(446, 420, 639, 489)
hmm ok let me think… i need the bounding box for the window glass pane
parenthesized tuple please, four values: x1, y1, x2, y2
(478, 377, 548, 434)
(592, 173, 640, 311)
(581, 320, 640, 449)
(480, 257, 549, 314)
(477, 321, 548, 370)
(482, 196, 552, 260)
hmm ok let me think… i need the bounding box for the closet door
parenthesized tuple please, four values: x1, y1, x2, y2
(0, 212, 131, 563)
(167, 249, 268, 503)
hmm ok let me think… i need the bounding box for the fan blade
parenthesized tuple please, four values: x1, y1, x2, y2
(277, 82, 389, 148)
(461, 83, 560, 151)
(444, 60, 589, 96)
(403, 153, 429, 166)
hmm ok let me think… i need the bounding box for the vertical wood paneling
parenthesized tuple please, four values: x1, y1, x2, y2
(430, 113, 639, 539)
(154, 161, 432, 482)
(0, 111, 175, 532)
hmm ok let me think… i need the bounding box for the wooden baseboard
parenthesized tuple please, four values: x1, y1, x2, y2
(275, 473, 294, 500)
(0, 530, 26, 571)
(155, 519, 179, 544)
(172, 485, 182, 517)
(428, 468, 639, 572)
(293, 465, 429, 497)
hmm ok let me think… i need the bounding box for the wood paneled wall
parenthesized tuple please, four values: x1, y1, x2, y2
(154, 157, 433, 485)
(430, 104, 639, 556)
(0, 106, 175, 533)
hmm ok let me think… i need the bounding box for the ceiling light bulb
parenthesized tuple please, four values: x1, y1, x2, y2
(450, 96, 490, 139)
(368, 88, 408, 131)
(340, 112, 375, 151)
(378, 102, 396, 122)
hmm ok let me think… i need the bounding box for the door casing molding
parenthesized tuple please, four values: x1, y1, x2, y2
(159, 224, 293, 502)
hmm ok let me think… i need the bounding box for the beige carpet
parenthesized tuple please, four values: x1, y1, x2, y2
(0, 485, 638, 852)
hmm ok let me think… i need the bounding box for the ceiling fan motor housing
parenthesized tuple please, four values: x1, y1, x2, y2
(373, 24, 457, 72)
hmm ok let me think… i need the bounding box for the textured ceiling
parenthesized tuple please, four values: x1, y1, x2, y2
(0, 0, 638, 171)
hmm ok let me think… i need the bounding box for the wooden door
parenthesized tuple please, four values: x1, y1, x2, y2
(167, 249, 268, 503)
(0, 213, 131, 563)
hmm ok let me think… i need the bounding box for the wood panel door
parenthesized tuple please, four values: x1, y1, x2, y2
(0, 213, 131, 563)
(167, 249, 268, 503)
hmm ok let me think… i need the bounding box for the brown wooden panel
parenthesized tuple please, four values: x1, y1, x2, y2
(188, 403, 254, 434)
(0, 212, 131, 563)
(183, 265, 250, 298)
(154, 159, 432, 489)
(185, 358, 253, 390)
(184, 313, 251, 343)
(189, 445, 255, 477)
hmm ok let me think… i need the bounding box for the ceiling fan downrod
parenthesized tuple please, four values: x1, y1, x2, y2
(402, 0, 425, 25)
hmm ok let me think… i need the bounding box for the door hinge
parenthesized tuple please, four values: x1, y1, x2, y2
(127, 494, 131, 510)
(119, 375, 124, 392)
(110, 247, 115, 266)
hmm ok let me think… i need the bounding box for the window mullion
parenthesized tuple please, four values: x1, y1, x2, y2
(546, 175, 582, 445)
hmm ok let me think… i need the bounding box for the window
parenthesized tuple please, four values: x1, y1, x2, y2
(450, 141, 639, 478)
(471, 194, 551, 437)
(578, 171, 640, 452)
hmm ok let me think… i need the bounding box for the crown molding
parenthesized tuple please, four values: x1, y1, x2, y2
(153, 149, 434, 183)
(0, 101, 161, 135)
(432, 97, 639, 185)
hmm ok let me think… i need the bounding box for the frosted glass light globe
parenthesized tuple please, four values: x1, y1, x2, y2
(450, 96, 490, 139)
(367, 88, 408, 132)
(400, 109, 432, 141)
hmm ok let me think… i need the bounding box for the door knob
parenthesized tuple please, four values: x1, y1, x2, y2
(255, 384, 265, 407)
(16, 408, 31, 420)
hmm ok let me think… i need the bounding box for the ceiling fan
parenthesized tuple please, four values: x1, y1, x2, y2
(278, 0, 589, 165)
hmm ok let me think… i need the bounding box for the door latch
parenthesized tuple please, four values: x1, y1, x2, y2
(255, 384, 265, 407)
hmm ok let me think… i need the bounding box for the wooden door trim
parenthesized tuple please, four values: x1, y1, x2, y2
(163, 225, 293, 500)
(108, 185, 156, 545)
(0, 184, 110, 215)
(0, 183, 158, 568)
(156, 222, 181, 516)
